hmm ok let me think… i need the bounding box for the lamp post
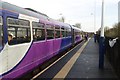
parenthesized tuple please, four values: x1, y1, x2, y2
(99, 0, 105, 69)
(94, 0, 96, 34)
(101, 0, 104, 37)
(93, 0, 96, 42)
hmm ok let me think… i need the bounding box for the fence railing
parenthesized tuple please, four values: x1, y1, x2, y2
(105, 37, 120, 78)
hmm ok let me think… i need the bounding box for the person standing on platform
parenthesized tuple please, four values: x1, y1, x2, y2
(94, 33, 96, 43)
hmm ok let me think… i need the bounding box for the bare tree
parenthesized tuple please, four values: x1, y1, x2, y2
(74, 23, 81, 29)
(58, 16, 65, 22)
(104, 26, 110, 31)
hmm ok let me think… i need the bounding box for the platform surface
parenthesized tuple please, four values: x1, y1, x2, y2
(66, 38, 117, 79)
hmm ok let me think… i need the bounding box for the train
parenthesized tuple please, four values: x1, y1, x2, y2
(0, 1, 82, 79)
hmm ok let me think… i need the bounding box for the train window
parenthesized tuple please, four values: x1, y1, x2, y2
(32, 22, 44, 28)
(66, 31, 71, 37)
(46, 25, 54, 39)
(7, 18, 30, 27)
(8, 27, 15, 37)
(0, 16, 2, 25)
(61, 31, 66, 37)
(55, 26, 60, 38)
(7, 18, 31, 45)
(66, 28, 71, 37)
(33, 29, 45, 41)
(61, 27, 65, 30)
(32, 22, 45, 41)
(0, 16, 3, 50)
(75, 32, 80, 36)
(61, 27, 66, 37)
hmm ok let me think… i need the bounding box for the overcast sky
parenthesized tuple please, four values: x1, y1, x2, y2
(2, 0, 120, 32)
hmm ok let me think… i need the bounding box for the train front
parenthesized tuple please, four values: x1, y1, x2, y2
(0, 3, 4, 79)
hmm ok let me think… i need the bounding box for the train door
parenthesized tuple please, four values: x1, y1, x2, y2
(53, 25, 61, 55)
(72, 28, 75, 44)
(0, 12, 7, 76)
(45, 24, 54, 58)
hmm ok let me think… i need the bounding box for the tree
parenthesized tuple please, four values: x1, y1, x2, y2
(58, 16, 65, 22)
(104, 26, 109, 31)
(74, 23, 81, 29)
(104, 23, 119, 38)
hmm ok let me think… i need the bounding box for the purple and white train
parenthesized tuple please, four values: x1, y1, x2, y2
(0, 1, 82, 79)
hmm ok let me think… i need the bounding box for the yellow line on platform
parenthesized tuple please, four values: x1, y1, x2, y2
(53, 38, 90, 79)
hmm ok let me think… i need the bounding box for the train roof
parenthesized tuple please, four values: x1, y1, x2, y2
(0, 1, 71, 29)
(0, 1, 48, 20)
(49, 18, 71, 28)
(71, 25, 81, 32)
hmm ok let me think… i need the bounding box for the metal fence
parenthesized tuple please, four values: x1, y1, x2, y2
(105, 37, 120, 78)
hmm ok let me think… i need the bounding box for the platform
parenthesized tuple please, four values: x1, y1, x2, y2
(33, 38, 118, 80)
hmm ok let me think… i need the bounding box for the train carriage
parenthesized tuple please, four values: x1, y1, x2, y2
(71, 26, 82, 44)
(0, 1, 82, 79)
